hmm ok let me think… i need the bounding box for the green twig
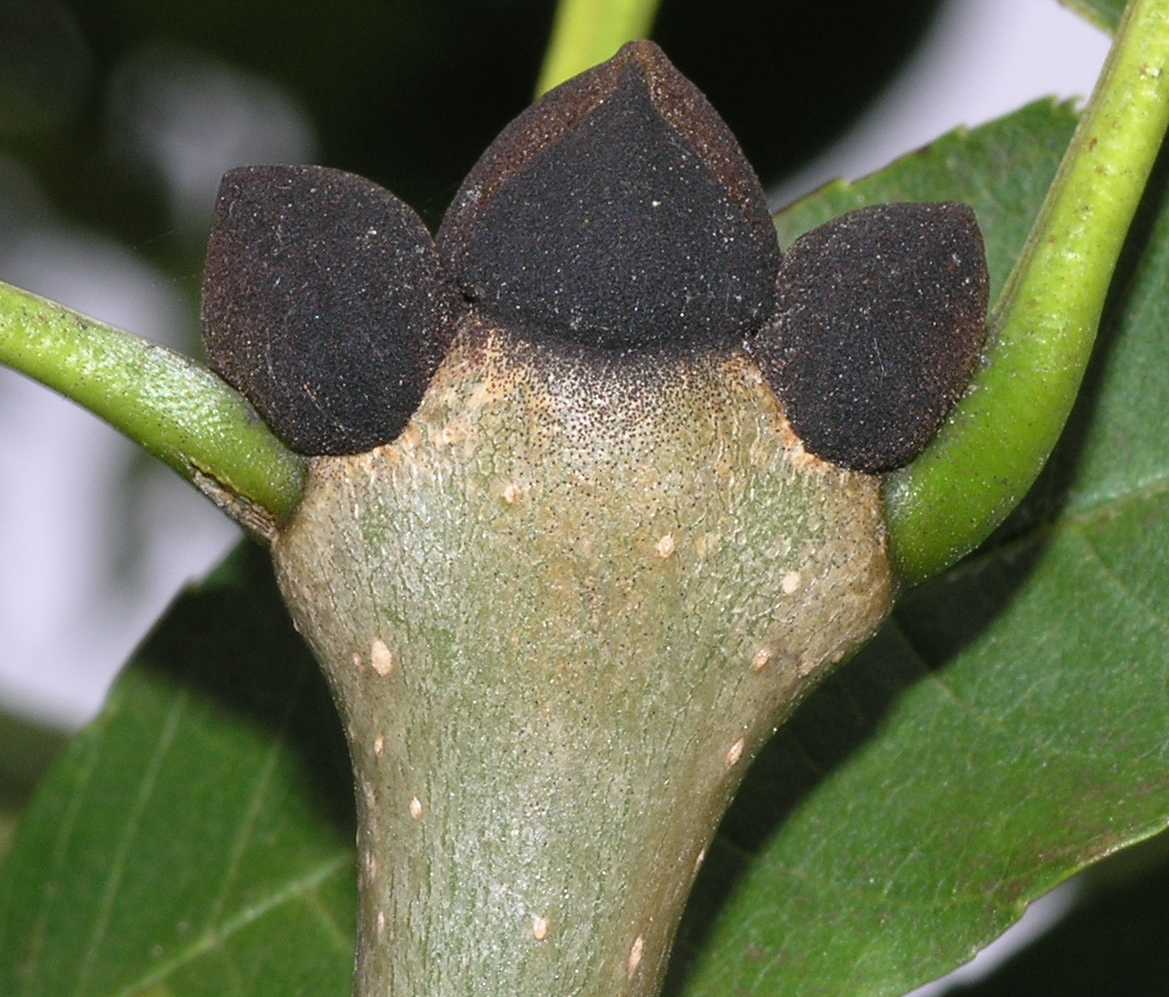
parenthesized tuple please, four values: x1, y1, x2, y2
(535, 0, 661, 95)
(885, 0, 1169, 585)
(0, 281, 305, 537)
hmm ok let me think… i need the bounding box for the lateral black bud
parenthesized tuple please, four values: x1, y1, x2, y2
(753, 202, 988, 473)
(201, 164, 459, 456)
(438, 41, 780, 354)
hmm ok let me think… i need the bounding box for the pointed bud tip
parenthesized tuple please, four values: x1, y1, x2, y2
(438, 42, 780, 355)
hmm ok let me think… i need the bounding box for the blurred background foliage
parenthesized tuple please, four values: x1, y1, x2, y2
(1, 0, 942, 245)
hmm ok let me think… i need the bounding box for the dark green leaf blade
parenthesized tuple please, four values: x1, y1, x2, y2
(0, 711, 66, 862)
(955, 832, 1169, 995)
(0, 544, 355, 996)
(1059, 0, 1125, 33)
(667, 99, 1169, 994)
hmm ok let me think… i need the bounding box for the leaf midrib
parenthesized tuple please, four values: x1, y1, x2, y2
(116, 852, 351, 997)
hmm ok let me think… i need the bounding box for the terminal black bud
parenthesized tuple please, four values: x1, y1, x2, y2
(753, 202, 988, 473)
(201, 165, 459, 456)
(438, 40, 780, 355)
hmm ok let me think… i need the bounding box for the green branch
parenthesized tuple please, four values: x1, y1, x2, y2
(535, 0, 661, 95)
(0, 281, 305, 537)
(885, 0, 1169, 585)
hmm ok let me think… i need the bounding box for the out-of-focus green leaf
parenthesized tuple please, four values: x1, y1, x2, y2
(1060, 0, 1125, 32)
(0, 544, 355, 996)
(665, 98, 1169, 994)
(0, 711, 66, 861)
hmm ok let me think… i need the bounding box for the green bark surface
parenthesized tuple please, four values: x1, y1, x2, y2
(274, 331, 891, 995)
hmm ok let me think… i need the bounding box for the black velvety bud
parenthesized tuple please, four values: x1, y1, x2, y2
(201, 165, 459, 456)
(752, 202, 988, 473)
(438, 40, 780, 355)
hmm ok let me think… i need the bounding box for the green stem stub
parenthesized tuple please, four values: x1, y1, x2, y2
(0, 281, 306, 536)
(885, 0, 1169, 584)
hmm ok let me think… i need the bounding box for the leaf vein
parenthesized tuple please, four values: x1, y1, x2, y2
(117, 852, 350, 996)
(203, 666, 311, 933)
(7, 724, 104, 988)
(75, 688, 190, 994)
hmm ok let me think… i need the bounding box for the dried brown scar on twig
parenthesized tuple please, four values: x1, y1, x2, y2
(201, 164, 463, 456)
(437, 40, 780, 355)
(752, 202, 988, 473)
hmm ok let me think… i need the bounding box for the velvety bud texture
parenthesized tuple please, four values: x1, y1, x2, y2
(201, 164, 460, 456)
(437, 41, 781, 354)
(751, 202, 989, 472)
(201, 41, 988, 472)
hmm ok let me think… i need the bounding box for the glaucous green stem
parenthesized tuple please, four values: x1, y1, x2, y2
(0, 281, 305, 538)
(535, 0, 661, 95)
(885, 0, 1169, 584)
(273, 334, 895, 996)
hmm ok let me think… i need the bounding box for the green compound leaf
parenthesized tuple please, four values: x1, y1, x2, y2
(0, 544, 355, 996)
(1061, 0, 1126, 32)
(665, 100, 1169, 993)
(4, 96, 1169, 997)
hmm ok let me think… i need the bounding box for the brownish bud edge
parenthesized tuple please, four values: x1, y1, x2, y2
(751, 202, 989, 473)
(201, 164, 461, 456)
(437, 41, 780, 355)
